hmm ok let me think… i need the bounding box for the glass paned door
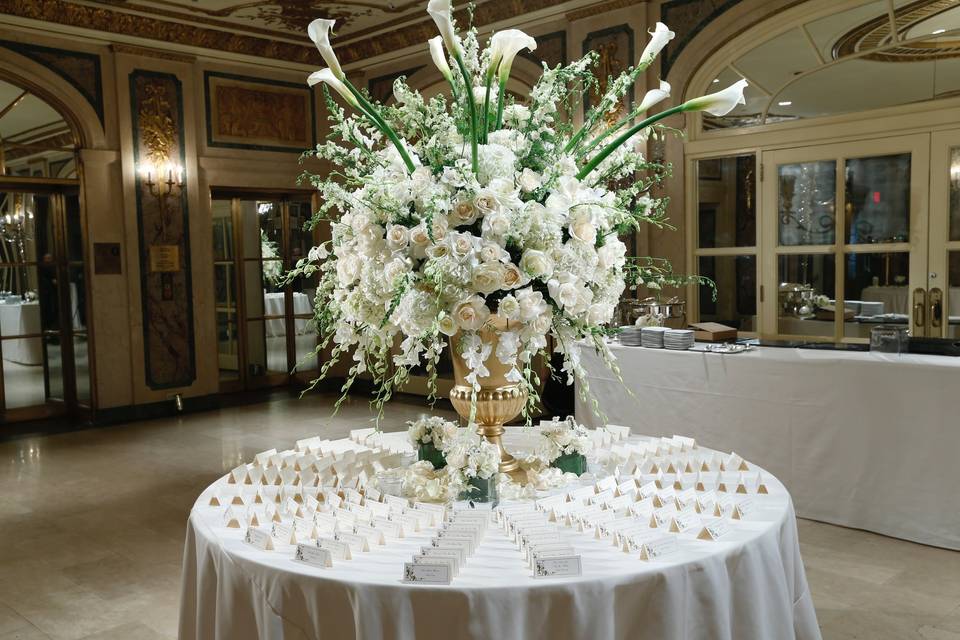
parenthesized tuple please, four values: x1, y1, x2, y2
(0, 187, 87, 420)
(211, 193, 319, 392)
(762, 134, 929, 341)
(927, 130, 960, 339)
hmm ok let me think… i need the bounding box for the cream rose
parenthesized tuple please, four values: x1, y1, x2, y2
(451, 233, 474, 259)
(520, 249, 554, 279)
(531, 312, 552, 334)
(498, 294, 520, 321)
(454, 296, 490, 331)
(475, 193, 499, 215)
(410, 224, 431, 248)
(385, 224, 410, 251)
(502, 263, 523, 289)
(569, 211, 597, 246)
(451, 199, 478, 226)
(518, 167, 542, 193)
(483, 212, 510, 237)
(479, 243, 506, 263)
(472, 263, 504, 294)
(438, 313, 458, 336)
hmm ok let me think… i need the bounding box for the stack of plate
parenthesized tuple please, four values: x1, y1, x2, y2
(619, 326, 642, 346)
(664, 329, 695, 350)
(641, 326, 668, 348)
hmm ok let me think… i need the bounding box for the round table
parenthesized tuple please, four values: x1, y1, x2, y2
(178, 430, 820, 640)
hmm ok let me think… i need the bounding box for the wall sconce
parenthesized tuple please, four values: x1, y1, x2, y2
(139, 160, 184, 236)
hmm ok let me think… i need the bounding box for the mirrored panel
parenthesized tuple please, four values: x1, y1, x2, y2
(844, 252, 910, 339)
(845, 153, 910, 244)
(74, 332, 90, 403)
(697, 255, 757, 331)
(697, 155, 756, 248)
(778, 253, 836, 336)
(949, 252, 960, 340)
(1, 336, 43, 408)
(778, 161, 837, 246)
(246, 319, 287, 376)
(950, 147, 960, 242)
(217, 317, 240, 382)
(44, 333, 64, 402)
(293, 326, 318, 373)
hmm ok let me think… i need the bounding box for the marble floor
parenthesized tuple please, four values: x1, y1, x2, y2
(0, 392, 958, 640)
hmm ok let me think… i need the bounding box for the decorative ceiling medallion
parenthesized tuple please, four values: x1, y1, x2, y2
(833, 0, 960, 62)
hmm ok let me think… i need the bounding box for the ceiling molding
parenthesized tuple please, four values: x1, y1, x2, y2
(111, 43, 196, 64)
(566, 0, 644, 22)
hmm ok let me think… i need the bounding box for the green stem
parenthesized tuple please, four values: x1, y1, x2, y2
(453, 55, 479, 175)
(344, 80, 416, 174)
(482, 71, 494, 143)
(495, 78, 507, 130)
(564, 61, 652, 155)
(576, 104, 685, 181)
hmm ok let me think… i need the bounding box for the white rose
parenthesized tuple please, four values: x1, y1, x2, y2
(483, 212, 510, 237)
(427, 244, 449, 259)
(502, 263, 523, 289)
(451, 199, 478, 226)
(385, 224, 410, 251)
(516, 287, 547, 321)
(518, 168, 542, 193)
(548, 276, 580, 309)
(384, 258, 409, 284)
(520, 250, 554, 279)
(479, 243, 506, 263)
(597, 239, 626, 269)
(336, 254, 360, 285)
(450, 233, 474, 259)
(432, 216, 449, 241)
(531, 312, 552, 334)
(410, 224, 431, 248)
(454, 296, 490, 330)
(502, 103, 530, 127)
(587, 303, 612, 325)
(498, 294, 520, 321)
(475, 192, 499, 215)
(569, 211, 597, 246)
(472, 262, 504, 294)
(438, 314, 458, 336)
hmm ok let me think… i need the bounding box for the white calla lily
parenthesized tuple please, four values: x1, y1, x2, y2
(429, 36, 453, 82)
(636, 80, 671, 113)
(307, 19, 344, 79)
(684, 78, 748, 116)
(427, 0, 462, 56)
(307, 68, 359, 108)
(639, 22, 675, 66)
(491, 29, 537, 83)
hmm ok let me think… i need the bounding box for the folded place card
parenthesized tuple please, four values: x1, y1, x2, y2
(223, 506, 242, 528)
(228, 465, 246, 485)
(354, 523, 386, 546)
(245, 526, 274, 550)
(254, 449, 278, 467)
(697, 519, 730, 541)
(419, 548, 461, 575)
(596, 476, 618, 492)
(295, 543, 333, 568)
(335, 531, 370, 553)
(317, 536, 353, 560)
(384, 494, 409, 511)
(669, 511, 700, 534)
(733, 497, 755, 520)
(365, 487, 382, 503)
(533, 554, 582, 578)
(403, 562, 452, 585)
(271, 522, 298, 545)
(373, 517, 403, 539)
(638, 534, 678, 561)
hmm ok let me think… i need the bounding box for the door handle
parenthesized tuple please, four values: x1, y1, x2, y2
(912, 288, 926, 330)
(930, 288, 943, 330)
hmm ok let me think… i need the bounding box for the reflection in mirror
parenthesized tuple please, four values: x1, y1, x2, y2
(1, 337, 44, 408)
(949, 253, 960, 340)
(845, 154, 911, 244)
(698, 256, 756, 331)
(778, 254, 836, 336)
(74, 332, 90, 403)
(950, 147, 960, 242)
(844, 252, 910, 338)
(697, 155, 756, 248)
(778, 161, 836, 246)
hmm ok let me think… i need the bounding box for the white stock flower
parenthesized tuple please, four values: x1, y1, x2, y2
(428, 35, 453, 81)
(640, 22, 675, 65)
(427, 0, 462, 57)
(684, 79, 748, 117)
(520, 249, 554, 278)
(307, 69, 359, 108)
(307, 19, 344, 79)
(637, 80, 671, 113)
(489, 29, 537, 83)
(454, 296, 490, 330)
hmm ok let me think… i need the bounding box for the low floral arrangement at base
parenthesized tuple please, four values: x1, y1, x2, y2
(538, 416, 592, 475)
(288, 0, 741, 422)
(408, 416, 458, 469)
(403, 426, 501, 502)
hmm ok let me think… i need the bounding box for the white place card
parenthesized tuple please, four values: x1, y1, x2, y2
(254, 449, 278, 467)
(430, 539, 469, 564)
(669, 511, 700, 534)
(384, 494, 409, 511)
(568, 485, 597, 503)
(354, 524, 385, 546)
(733, 497, 755, 520)
(403, 562, 452, 585)
(373, 517, 403, 539)
(334, 531, 370, 553)
(244, 526, 274, 551)
(271, 522, 298, 545)
(638, 481, 658, 500)
(697, 519, 730, 541)
(597, 476, 618, 492)
(533, 555, 582, 578)
(638, 534, 679, 561)
(295, 543, 333, 568)
(317, 536, 353, 560)
(419, 548, 461, 574)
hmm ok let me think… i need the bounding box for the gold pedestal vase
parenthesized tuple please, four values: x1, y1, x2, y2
(449, 320, 526, 478)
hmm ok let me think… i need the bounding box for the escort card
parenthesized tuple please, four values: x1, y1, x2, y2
(365, 487, 382, 503)
(324, 492, 343, 510)
(638, 534, 679, 561)
(343, 487, 363, 504)
(372, 517, 403, 538)
(295, 543, 333, 568)
(597, 476, 618, 492)
(272, 522, 298, 545)
(714, 495, 735, 517)
(403, 562, 452, 585)
(317, 536, 353, 560)
(533, 555, 582, 578)
(528, 543, 576, 565)
(254, 449, 278, 467)
(334, 531, 370, 553)
(733, 497, 755, 520)
(228, 465, 247, 484)
(536, 493, 568, 510)
(419, 548, 461, 574)
(651, 507, 677, 528)
(669, 511, 700, 534)
(223, 507, 242, 528)
(391, 512, 421, 532)
(354, 524, 385, 546)
(697, 518, 730, 541)
(430, 539, 469, 565)
(384, 494, 409, 512)
(568, 485, 597, 503)
(638, 481, 658, 500)
(244, 526, 274, 550)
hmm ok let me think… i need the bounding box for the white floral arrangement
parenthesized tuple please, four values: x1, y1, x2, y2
(290, 1, 746, 418)
(537, 417, 593, 462)
(261, 230, 282, 286)
(407, 415, 458, 448)
(402, 427, 501, 501)
(401, 461, 448, 502)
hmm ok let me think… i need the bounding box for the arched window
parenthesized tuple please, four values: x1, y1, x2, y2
(0, 77, 77, 179)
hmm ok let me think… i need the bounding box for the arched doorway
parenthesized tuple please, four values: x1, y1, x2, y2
(0, 75, 89, 422)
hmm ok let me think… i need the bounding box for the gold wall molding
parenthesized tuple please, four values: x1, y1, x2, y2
(111, 43, 196, 64)
(834, 0, 960, 62)
(567, 0, 644, 22)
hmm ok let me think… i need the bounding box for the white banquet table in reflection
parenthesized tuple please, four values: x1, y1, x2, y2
(576, 344, 960, 550)
(0, 301, 42, 365)
(179, 431, 819, 640)
(263, 291, 311, 337)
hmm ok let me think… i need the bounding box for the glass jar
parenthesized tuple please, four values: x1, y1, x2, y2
(551, 452, 588, 475)
(459, 476, 498, 504)
(417, 442, 447, 469)
(870, 324, 909, 354)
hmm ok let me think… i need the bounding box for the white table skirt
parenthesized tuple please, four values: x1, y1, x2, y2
(575, 344, 960, 550)
(178, 432, 819, 640)
(0, 301, 42, 365)
(264, 292, 311, 337)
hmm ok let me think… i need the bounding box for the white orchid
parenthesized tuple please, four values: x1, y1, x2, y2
(428, 35, 453, 82)
(307, 68, 359, 108)
(427, 0, 461, 56)
(307, 18, 344, 79)
(683, 78, 749, 116)
(640, 22, 675, 66)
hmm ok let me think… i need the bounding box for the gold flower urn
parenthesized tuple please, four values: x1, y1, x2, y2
(449, 319, 526, 477)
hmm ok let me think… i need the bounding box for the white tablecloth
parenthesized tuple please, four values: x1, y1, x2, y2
(179, 432, 819, 640)
(263, 292, 311, 337)
(576, 344, 960, 550)
(861, 285, 960, 316)
(0, 301, 41, 365)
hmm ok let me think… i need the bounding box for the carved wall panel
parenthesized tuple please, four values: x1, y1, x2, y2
(583, 25, 635, 121)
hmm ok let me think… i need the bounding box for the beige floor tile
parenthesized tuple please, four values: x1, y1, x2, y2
(0, 625, 52, 640)
(75, 622, 170, 640)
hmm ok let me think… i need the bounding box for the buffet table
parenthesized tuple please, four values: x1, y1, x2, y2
(576, 344, 960, 550)
(179, 430, 819, 640)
